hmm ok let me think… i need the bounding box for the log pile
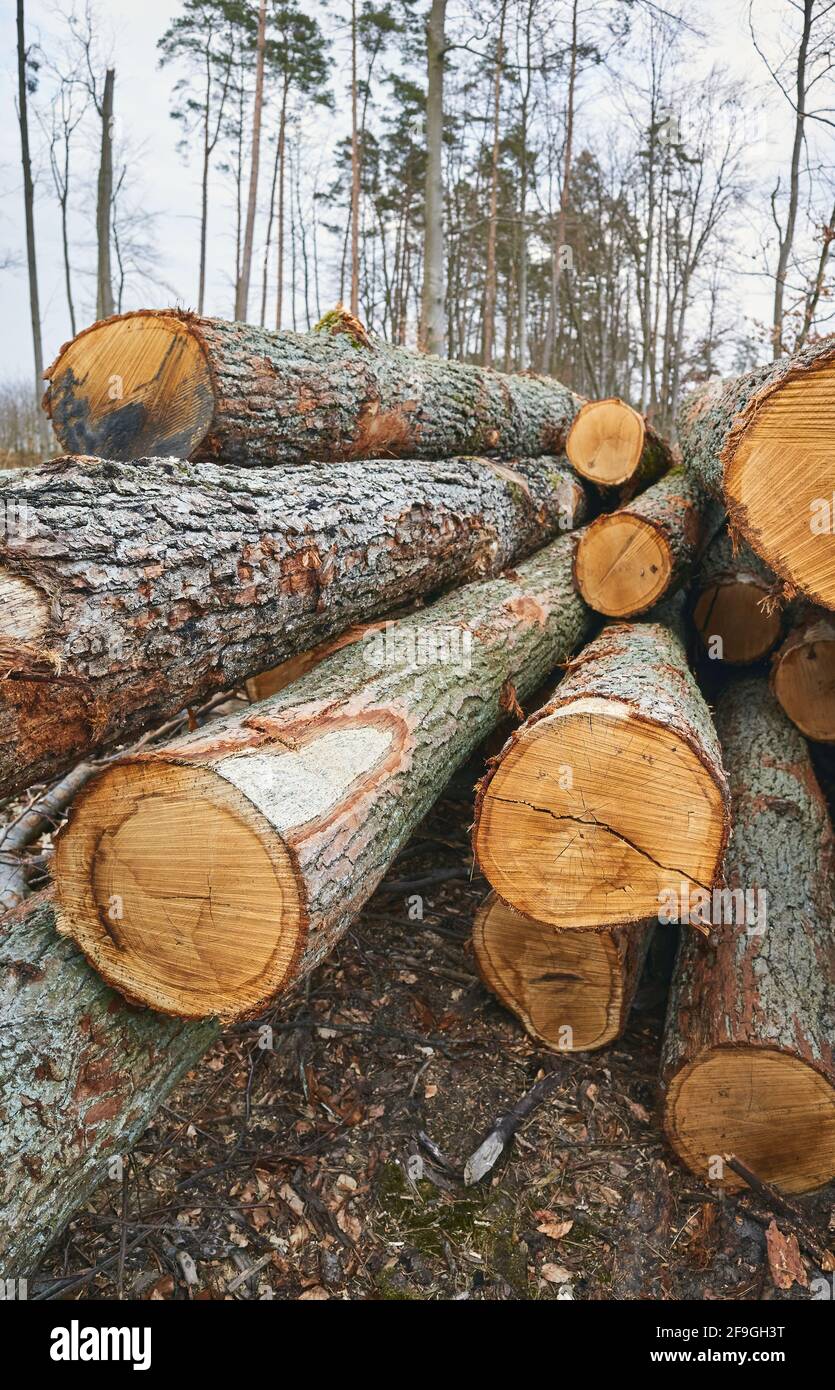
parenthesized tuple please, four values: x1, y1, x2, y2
(3, 311, 835, 1272)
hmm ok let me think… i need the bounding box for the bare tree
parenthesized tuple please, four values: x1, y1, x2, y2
(421, 0, 447, 352)
(39, 55, 88, 335)
(16, 0, 44, 418)
(235, 0, 267, 320)
(482, 0, 508, 366)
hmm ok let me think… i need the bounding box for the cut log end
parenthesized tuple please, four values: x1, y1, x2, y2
(692, 580, 782, 664)
(574, 514, 672, 617)
(474, 695, 727, 930)
(53, 760, 305, 1020)
(725, 352, 835, 608)
(566, 398, 645, 486)
(473, 893, 629, 1051)
(44, 313, 215, 461)
(772, 619, 835, 742)
(664, 1046, 835, 1195)
(0, 571, 49, 644)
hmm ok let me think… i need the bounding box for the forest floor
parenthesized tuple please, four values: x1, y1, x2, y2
(30, 745, 835, 1303)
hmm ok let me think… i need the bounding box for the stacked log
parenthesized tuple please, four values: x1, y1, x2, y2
(0, 891, 217, 1275)
(0, 452, 587, 801)
(771, 605, 835, 742)
(9, 322, 835, 1262)
(566, 397, 674, 498)
(661, 678, 835, 1195)
(573, 469, 703, 617)
(472, 616, 730, 931)
(43, 307, 584, 466)
(691, 512, 784, 664)
(676, 338, 835, 610)
(53, 530, 593, 1021)
(472, 892, 652, 1052)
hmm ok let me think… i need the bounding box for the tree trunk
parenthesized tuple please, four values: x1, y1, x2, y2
(473, 616, 730, 931)
(95, 68, 115, 321)
(420, 0, 446, 354)
(43, 307, 583, 466)
(771, 604, 835, 743)
(0, 891, 218, 1276)
(473, 891, 651, 1052)
(54, 531, 593, 1021)
(541, 0, 578, 374)
(0, 452, 587, 801)
(349, 0, 361, 319)
(675, 340, 835, 610)
(771, 0, 813, 358)
(482, 1, 507, 368)
(661, 676, 835, 1196)
(573, 468, 703, 618)
(691, 511, 784, 665)
(16, 0, 44, 422)
(566, 397, 673, 497)
(234, 0, 267, 322)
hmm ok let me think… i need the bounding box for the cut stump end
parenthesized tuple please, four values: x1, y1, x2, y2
(664, 1046, 835, 1194)
(574, 513, 672, 617)
(54, 760, 305, 1019)
(44, 312, 215, 461)
(473, 893, 626, 1051)
(474, 696, 727, 930)
(566, 398, 646, 486)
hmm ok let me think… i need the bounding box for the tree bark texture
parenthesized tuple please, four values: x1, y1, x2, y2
(0, 452, 587, 802)
(0, 891, 218, 1276)
(54, 531, 593, 1020)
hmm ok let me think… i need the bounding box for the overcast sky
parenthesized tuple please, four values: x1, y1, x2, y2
(0, 0, 803, 384)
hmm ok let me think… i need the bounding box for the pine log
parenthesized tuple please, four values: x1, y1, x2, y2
(691, 513, 783, 664)
(0, 891, 217, 1275)
(53, 531, 593, 1021)
(676, 339, 835, 609)
(473, 618, 730, 930)
(565, 397, 674, 496)
(771, 605, 835, 743)
(0, 452, 587, 803)
(43, 307, 584, 466)
(573, 469, 703, 618)
(661, 678, 835, 1195)
(472, 891, 651, 1052)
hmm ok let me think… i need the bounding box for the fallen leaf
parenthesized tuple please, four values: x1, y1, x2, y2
(540, 1263, 572, 1284)
(537, 1219, 574, 1241)
(298, 1286, 330, 1301)
(766, 1221, 808, 1290)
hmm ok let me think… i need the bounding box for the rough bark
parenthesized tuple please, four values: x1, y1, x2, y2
(43, 307, 583, 466)
(473, 617, 730, 931)
(54, 531, 593, 1021)
(771, 603, 835, 743)
(0, 453, 587, 802)
(573, 468, 703, 618)
(691, 509, 784, 665)
(660, 677, 835, 1195)
(472, 890, 652, 1052)
(675, 338, 835, 609)
(0, 891, 218, 1276)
